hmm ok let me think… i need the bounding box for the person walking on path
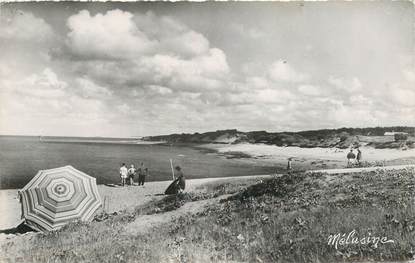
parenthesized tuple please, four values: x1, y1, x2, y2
(287, 157, 293, 173)
(346, 149, 356, 167)
(119, 163, 128, 186)
(127, 164, 136, 185)
(356, 148, 362, 165)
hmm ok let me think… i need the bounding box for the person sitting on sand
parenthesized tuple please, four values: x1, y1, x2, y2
(128, 164, 136, 185)
(119, 163, 128, 186)
(346, 149, 356, 167)
(175, 166, 185, 193)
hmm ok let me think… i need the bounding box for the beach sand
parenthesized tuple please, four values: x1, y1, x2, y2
(205, 143, 415, 169)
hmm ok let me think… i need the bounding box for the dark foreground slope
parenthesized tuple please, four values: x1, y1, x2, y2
(172, 169, 415, 262)
(2, 168, 414, 263)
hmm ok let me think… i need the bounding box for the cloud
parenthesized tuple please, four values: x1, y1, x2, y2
(66, 10, 213, 60)
(230, 23, 265, 39)
(0, 10, 54, 43)
(132, 12, 211, 57)
(0, 10, 59, 95)
(245, 76, 270, 90)
(2, 5, 414, 136)
(76, 78, 113, 99)
(328, 76, 362, 93)
(146, 85, 173, 96)
(391, 87, 415, 107)
(11, 68, 68, 99)
(65, 10, 230, 95)
(1, 68, 69, 127)
(268, 60, 309, 83)
(0, 68, 125, 136)
(161, 30, 210, 57)
(66, 10, 155, 59)
(297, 84, 321, 96)
(403, 69, 415, 83)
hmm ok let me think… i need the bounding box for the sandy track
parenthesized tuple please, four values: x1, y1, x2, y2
(307, 164, 415, 174)
(124, 195, 230, 236)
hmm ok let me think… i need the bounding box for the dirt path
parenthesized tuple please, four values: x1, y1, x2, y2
(307, 164, 415, 175)
(124, 195, 230, 236)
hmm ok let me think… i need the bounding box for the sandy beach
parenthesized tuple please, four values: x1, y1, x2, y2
(205, 143, 415, 169)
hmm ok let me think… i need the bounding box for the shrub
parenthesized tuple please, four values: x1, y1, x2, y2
(394, 133, 408, 141)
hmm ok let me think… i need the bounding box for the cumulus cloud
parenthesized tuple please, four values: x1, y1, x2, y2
(67, 10, 155, 59)
(1, 5, 414, 136)
(66, 10, 213, 60)
(0, 10, 54, 43)
(162, 31, 210, 57)
(65, 9, 230, 96)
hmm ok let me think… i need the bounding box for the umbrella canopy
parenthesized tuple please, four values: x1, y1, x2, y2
(19, 165, 102, 232)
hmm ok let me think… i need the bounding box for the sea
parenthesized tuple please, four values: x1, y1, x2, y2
(0, 136, 275, 189)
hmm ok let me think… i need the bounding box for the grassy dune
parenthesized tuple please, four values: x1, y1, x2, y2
(1, 169, 414, 263)
(166, 169, 415, 262)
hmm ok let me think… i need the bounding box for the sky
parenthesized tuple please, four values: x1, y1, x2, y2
(0, 1, 414, 137)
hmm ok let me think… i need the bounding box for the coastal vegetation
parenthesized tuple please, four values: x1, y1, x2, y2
(143, 126, 415, 149)
(2, 168, 414, 262)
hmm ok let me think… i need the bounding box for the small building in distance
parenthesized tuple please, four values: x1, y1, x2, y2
(384, 131, 408, 136)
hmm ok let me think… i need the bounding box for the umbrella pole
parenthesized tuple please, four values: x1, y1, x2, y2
(170, 159, 175, 180)
(103, 196, 110, 213)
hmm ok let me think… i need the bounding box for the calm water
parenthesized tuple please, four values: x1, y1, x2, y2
(0, 136, 275, 189)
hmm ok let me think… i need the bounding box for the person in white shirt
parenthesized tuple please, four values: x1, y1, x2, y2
(119, 163, 128, 186)
(127, 164, 136, 186)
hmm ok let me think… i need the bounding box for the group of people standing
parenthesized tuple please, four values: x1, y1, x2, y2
(118, 162, 186, 194)
(119, 162, 149, 187)
(347, 148, 362, 167)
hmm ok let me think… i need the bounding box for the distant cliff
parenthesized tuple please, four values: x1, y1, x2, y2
(143, 127, 415, 149)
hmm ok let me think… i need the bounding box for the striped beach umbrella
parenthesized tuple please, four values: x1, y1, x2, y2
(19, 165, 102, 232)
